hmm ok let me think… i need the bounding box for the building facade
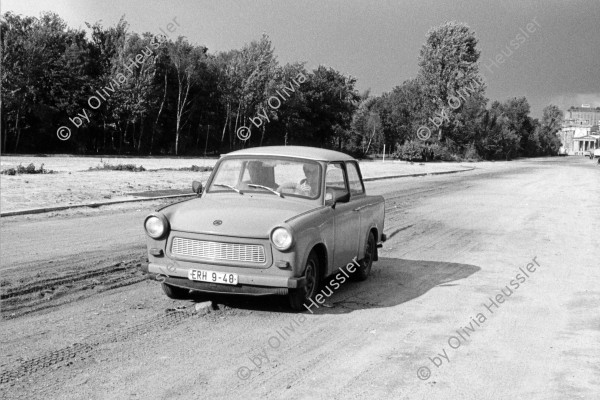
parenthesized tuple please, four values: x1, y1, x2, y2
(564, 105, 600, 126)
(560, 105, 600, 155)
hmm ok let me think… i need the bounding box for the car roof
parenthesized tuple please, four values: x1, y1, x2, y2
(223, 146, 355, 162)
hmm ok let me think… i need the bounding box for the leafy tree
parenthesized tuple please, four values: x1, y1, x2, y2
(109, 32, 158, 153)
(417, 22, 485, 142)
(168, 37, 208, 155)
(348, 97, 384, 156)
(534, 105, 563, 155)
(476, 100, 526, 160)
(1, 12, 39, 151)
(451, 93, 488, 150)
(213, 34, 278, 150)
(0, 12, 564, 160)
(236, 34, 278, 148)
(299, 66, 359, 149)
(214, 48, 243, 148)
(380, 79, 428, 148)
(262, 62, 309, 146)
(84, 17, 128, 152)
(540, 105, 563, 134)
(1, 12, 92, 152)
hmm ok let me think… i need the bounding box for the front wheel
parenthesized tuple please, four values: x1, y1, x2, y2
(353, 232, 375, 281)
(289, 251, 321, 311)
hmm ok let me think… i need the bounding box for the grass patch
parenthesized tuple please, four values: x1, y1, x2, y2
(0, 163, 56, 175)
(158, 165, 214, 172)
(87, 163, 212, 172)
(89, 162, 146, 172)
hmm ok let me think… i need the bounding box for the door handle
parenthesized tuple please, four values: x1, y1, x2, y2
(353, 203, 376, 212)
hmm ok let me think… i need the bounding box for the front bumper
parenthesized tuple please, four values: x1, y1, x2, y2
(163, 276, 293, 296)
(147, 262, 305, 296)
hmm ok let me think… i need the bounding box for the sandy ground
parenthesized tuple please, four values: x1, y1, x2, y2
(1, 157, 598, 399)
(0, 155, 473, 213)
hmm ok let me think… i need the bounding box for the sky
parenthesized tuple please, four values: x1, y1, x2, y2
(2, 0, 599, 118)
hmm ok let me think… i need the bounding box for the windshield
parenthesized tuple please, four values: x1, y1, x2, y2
(208, 157, 322, 199)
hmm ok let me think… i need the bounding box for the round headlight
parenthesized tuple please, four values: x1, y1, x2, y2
(271, 227, 293, 251)
(145, 216, 166, 239)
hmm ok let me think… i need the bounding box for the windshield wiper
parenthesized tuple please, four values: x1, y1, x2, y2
(214, 184, 243, 194)
(248, 184, 284, 198)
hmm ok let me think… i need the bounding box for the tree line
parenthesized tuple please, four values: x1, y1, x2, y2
(1, 12, 562, 160)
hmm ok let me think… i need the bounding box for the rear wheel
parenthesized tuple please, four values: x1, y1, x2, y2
(353, 232, 375, 281)
(289, 251, 320, 311)
(161, 282, 190, 299)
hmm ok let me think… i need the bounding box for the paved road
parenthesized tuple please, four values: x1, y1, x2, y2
(1, 157, 599, 399)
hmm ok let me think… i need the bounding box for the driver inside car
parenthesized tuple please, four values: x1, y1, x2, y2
(278, 163, 320, 197)
(243, 160, 277, 189)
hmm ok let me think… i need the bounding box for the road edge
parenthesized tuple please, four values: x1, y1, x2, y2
(1, 166, 475, 217)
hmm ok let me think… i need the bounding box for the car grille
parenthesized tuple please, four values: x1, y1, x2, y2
(171, 237, 266, 264)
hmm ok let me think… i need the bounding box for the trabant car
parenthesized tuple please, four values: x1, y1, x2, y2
(143, 146, 386, 310)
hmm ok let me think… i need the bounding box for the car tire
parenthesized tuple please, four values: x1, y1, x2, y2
(353, 232, 375, 281)
(289, 251, 320, 311)
(161, 282, 189, 299)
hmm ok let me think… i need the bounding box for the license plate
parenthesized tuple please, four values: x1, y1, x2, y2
(188, 269, 238, 285)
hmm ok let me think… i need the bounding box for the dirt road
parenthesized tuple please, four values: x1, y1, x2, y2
(1, 157, 599, 399)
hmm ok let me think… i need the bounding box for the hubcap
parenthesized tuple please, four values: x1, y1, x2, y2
(304, 260, 317, 297)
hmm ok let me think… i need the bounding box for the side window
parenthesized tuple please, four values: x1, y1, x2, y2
(325, 162, 348, 195)
(346, 162, 364, 196)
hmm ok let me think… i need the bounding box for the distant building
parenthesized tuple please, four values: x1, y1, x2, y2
(560, 105, 600, 155)
(564, 105, 600, 126)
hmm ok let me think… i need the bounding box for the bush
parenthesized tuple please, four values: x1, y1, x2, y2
(394, 141, 460, 162)
(429, 143, 456, 161)
(187, 165, 213, 172)
(394, 140, 428, 161)
(0, 163, 55, 175)
(1, 168, 17, 175)
(462, 143, 481, 161)
(116, 164, 145, 172)
(392, 141, 473, 162)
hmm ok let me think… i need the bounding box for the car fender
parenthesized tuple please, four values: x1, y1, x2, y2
(356, 196, 385, 260)
(358, 222, 382, 261)
(297, 235, 332, 278)
(288, 208, 335, 277)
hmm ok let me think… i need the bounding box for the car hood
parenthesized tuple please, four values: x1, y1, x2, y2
(162, 195, 319, 238)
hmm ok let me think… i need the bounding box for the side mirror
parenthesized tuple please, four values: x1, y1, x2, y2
(325, 189, 350, 208)
(192, 181, 203, 196)
(336, 192, 350, 203)
(325, 190, 335, 207)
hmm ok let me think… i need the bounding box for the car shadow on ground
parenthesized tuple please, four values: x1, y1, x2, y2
(187, 257, 480, 314)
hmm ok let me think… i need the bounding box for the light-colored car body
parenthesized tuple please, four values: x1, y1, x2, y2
(143, 146, 386, 309)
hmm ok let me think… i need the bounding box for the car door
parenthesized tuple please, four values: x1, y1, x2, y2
(346, 161, 371, 257)
(326, 162, 359, 268)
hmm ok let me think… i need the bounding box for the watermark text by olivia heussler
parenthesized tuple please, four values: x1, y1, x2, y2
(56, 17, 180, 141)
(416, 16, 541, 141)
(416, 256, 542, 381)
(235, 256, 361, 380)
(236, 72, 307, 141)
